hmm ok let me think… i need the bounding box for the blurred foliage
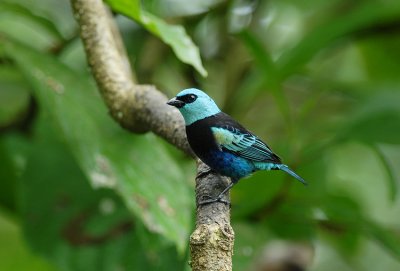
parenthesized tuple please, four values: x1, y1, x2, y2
(1, 0, 400, 270)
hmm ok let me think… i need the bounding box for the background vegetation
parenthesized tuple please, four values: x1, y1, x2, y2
(1, 0, 400, 270)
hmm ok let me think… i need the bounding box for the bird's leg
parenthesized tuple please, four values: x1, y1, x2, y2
(199, 179, 238, 206)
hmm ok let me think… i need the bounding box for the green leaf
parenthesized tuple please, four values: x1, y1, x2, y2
(0, 209, 57, 271)
(319, 192, 400, 261)
(0, 66, 31, 129)
(359, 36, 400, 82)
(105, 0, 207, 76)
(364, 222, 400, 261)
(266, 199, 314, 240)
(143, 0, 223, 17)
(277, 1, 400, 79)
(0, 140, 18, 212)
(339, 91, 400, 144)
(371, 145, 398, 201)
(238, 30, 290, 122)
(4, 40, 193, 252)
(16, 121, 186, 271)
(1, 0, 77, 38)
(319, 194, 364, 257)
(0, 2, 63, 50)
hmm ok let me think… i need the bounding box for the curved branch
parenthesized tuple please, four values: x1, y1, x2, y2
(71, 0, 191, 155)
(70, 0, 234, 270)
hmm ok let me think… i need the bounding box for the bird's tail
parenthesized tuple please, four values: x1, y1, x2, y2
(277, 164, 308, 186)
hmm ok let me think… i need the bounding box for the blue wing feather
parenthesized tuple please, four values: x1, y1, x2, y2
(211, 125, 281, 163)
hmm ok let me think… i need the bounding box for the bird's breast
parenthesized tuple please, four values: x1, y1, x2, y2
(186, 117, 219, 158)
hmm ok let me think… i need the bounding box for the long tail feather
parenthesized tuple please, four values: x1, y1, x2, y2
(278, 164, 308, 186)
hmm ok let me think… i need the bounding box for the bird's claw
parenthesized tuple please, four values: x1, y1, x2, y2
(198, 195, 230, 206)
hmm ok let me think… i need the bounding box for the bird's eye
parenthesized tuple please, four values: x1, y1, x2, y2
(187, 94, 197, 103)
(178, 94, 197, 104)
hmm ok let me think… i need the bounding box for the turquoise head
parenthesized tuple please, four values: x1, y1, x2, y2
(167, 88, 221, 125)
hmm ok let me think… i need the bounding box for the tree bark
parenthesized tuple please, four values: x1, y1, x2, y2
(70, 0, 234, 270)
(190, 161, 234, 271)
(71, 0, 191, 155)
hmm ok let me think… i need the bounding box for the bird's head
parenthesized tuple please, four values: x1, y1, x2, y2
(167, 88, 221, 125)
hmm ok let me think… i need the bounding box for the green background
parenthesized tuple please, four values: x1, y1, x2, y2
(1, 0, 400, 270)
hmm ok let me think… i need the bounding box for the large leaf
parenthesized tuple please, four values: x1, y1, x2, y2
(105, 0, 207, 77)
(13, 120, 186, 271)
(4, 40, 193, 252)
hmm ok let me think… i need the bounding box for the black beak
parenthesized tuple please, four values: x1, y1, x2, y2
(167, 97, 185, 108)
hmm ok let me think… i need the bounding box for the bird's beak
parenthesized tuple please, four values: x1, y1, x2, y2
(167, 97, 185, 108)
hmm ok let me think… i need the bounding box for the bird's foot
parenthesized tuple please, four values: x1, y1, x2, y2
(198, 195, 230, 206)
(198, 181, 236, 206)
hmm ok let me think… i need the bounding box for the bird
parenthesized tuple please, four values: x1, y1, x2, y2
(167, 88, 307, 204)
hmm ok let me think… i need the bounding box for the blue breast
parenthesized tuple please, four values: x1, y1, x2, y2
(203, 150, 256, 181)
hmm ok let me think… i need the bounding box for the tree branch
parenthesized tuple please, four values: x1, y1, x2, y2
(71, 0, 191, 154)
(190, 161, 234, 271)
(70, 0, 234, 269)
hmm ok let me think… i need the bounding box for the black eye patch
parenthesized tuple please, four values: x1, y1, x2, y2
(177, 94, 198, 104)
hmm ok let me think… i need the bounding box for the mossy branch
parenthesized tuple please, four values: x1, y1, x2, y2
(70, 0, 234, 270)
